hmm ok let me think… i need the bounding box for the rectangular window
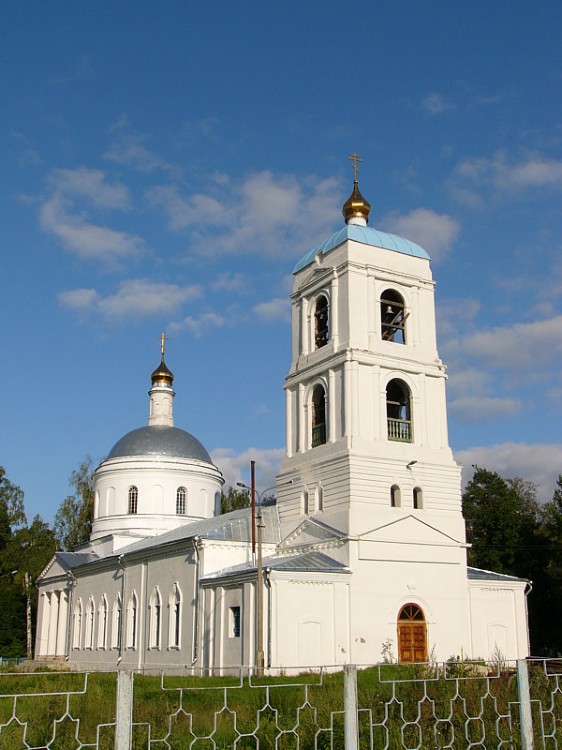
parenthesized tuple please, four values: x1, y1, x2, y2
(230, 606, 241, 638)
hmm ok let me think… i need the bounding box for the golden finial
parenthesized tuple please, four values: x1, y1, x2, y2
(348, 152, 362, 182)
(342, 152, 371, 225)
(151, 332, 174, 385)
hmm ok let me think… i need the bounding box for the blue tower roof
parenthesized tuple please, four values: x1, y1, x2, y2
(293, 224, 430, 273)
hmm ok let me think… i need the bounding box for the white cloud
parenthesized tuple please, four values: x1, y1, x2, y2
(448, 395, 522, 422)
(421, 93, 452, 115)
(58, 279, 202, 320)
(211, 272, 249, 295)
(381, 208, 460, 261)
(458, 315, 562, 369)
(211, 447, 285, 494)
(149, 171, 341, 259)
(455, 152, 562, 194)
(41, 196, 142, 262)
(454, 442, 562, 504)
(147, 184, 226, 230)
(437, 297, 481, 339)
(47, 168, 131, 209)
(58, 288, 98, 312)
(104, 116, 176, 174)
(169, 311, 225, 337)
(253, 297, 291, 322)
(40, 167, 140, 263)
(445, 367, 492, 400)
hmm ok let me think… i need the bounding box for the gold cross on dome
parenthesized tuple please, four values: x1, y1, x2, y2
(160, 331, 169, 357)
(348, 152, 363, 181)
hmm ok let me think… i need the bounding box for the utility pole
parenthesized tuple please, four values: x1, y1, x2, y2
(24, 572, 32, 659)
(252, 462, 265, 676)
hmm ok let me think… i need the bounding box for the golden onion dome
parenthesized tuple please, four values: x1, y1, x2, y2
(151, 355, 174, 385)
(342, 180, 371, 224)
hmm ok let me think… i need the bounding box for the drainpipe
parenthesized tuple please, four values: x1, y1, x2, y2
(117, 555, 125, 665)
(191, 537, 201, 666)
(65, 571, 77, 660)
(524, 580, 533, 655)
(265, 567, 272, 669)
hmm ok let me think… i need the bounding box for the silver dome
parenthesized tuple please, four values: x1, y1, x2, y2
(107, 426, 213, 463)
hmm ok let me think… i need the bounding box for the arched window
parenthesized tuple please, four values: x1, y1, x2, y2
(169, 584, 182, 649)
(128, 486, 138, 514)
(149, 588, 162, 649)
(381, 289, 406, 344)
(73, 599, 83, 650)
(314, 295, 329, 349)
(397, 604, 427, 662)
(97, 596, 108, 649)
(111, 594, 122, 650)
(390, 485, 401, 508)
(176, 487, 187, 515)
(413, 487, 423, 510)
(386, 379, 412, 442)
(85, 597, 95, 649)
(127, 593, 138, 649)
(312, 384, 327, 447)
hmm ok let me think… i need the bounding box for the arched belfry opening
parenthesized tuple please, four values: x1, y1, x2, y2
(381, 289, 406, 344)
(397, 603, 427, 662)
(314, 295, 329, 349)
(386, 379, 412, 442)
(311, 384, 327, 447)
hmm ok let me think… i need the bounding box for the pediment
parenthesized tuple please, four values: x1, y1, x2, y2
(37, 555, 69, 582)
(358, 515, 462, 546)
(37, 550, 100, 583)
(296, 265, 332, 292)
(279, 518, 345, 552)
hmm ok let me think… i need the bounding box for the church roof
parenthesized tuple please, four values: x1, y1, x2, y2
(293, 224, 430, 273)
(467, 566, 528, 583)
(106, 425, 212, 463)
(114, 501, 281, 556)
(203, 549, 350, 580)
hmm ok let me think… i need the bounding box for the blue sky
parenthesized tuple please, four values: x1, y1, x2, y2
(2, 1, 562, 521)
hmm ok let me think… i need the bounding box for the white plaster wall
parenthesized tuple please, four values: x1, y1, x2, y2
(347, 548, 473, 663)
(270, 574, 350, 670)
(467, 580, 530, 660)
(91, 455, 223, 546)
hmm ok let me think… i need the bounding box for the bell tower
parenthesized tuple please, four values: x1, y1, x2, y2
(276, 158, 464, 546)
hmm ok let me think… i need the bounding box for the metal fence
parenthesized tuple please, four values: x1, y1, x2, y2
(0, 658, 561, 749)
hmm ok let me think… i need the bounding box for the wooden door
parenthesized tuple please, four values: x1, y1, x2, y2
(397, 604, 427, 662)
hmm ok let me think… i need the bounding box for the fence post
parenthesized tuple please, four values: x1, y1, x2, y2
(115, 670, 133, 750)
(344, 664, 359, 750)
(517, 659, 534, 750)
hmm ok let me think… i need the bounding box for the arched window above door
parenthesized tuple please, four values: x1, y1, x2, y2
(381, 289, 407, 344)
(386, 379, 412, 442)
(397, 603, 427, 662)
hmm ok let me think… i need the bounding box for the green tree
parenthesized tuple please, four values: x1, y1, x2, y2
(462, 467, 541, 577)
(221, 486, 252, 514)
(0, 468, 56, 658)
(1, 516, 56, 658)
(54, 456, 95, 550)
(533, 474, 562, 654)
(0, 466, 26, 532)
(462, 467, 560, 654)
(540, 474, 562, 578)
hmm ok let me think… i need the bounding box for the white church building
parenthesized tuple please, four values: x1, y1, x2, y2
(35, 171, 530, 671)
